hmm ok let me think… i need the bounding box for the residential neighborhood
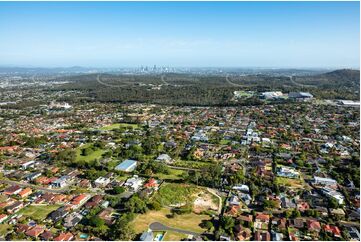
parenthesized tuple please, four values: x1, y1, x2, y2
(0, 88, 359, 241)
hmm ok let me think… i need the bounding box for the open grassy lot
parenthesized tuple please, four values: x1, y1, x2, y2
(20, 204, 61, 221)
(153, 168, 185, 180)
(219, 139, 231, 145)
(173, 160, 211, 169)
(75, 143, 107, 162)
(131, 208, 211, 234)
(0, 224, 12, 235)
(100, 123, 139, 131)
(163, 231, 188, 241)
(153, 183, 199, 206)
(274, 177, 305, 189)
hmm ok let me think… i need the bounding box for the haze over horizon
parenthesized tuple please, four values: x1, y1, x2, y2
(0, 1, 359, 68)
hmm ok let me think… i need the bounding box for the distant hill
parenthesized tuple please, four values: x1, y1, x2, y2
(294, 69, 360, 89)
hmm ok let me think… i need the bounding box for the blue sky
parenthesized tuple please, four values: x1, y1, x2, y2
(0, 1, 359, 68)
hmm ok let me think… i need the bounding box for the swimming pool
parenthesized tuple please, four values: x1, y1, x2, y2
(79, 234, 89, 239)
(154, 233, 164, 241)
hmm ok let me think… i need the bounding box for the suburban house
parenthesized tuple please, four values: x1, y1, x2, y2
(124, 175, 144, 192)
(94, 177, 111, 187)
(276, 166, 299, 179)
(3, 185, 22, 195)
(53, 232, 74, 241)
(18, 187, 32, 198)
(21, 160, 36, 170)
(155, 154, 173, 164)
(254, 230, 271, 241)
(320, 187, 344, 204)
(313, 176, 338, 187)
(0, 214, 8, 223)
(52, 176, 70, 188)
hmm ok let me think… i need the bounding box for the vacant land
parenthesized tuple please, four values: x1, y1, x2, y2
(131, 208, 211, 234)
(274, 177, 305, 189)
(153, 168, 185, 180)
(0, 224, 12, 235)
(75, 143, 107, 162)
(20, 204, 61, 221)
(193, 191, 219, 214)
(154, 183, 199, 207)
(100, 123, 139, 131)
(163, 231, 188, 241)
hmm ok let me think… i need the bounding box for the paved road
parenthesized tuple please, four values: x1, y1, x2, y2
(288, 75, 315, 88)
(225, 74, 244, 87)
(0, 179, 68, 194)
(149, 222, 200, 236)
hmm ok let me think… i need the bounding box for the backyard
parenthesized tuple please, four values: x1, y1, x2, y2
(20, 204, 61, 221)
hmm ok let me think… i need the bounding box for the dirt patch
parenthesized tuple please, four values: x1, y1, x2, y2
(193, 191, 218, 213)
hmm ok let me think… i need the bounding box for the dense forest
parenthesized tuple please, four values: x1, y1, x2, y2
(52, 69, 360, 106)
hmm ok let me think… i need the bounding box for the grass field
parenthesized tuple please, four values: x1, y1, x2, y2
(153, 183, 199, 206)
(275, 177, 304, 188)
(0, 224, 12, 235)
(173, 160, 211, 169)
(75, 143, 107, 162)
(131, 208, 211, 234)
(20, 204, 61, 221)
(100, 123, 139, 131)
(153, 168, 185, 180)
(220, 139, 231, 145)
(163, 231, 188, 241)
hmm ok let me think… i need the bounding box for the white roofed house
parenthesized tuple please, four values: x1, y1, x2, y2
(21, 160, 36, 170)
(312, 176, 337, 187)
(155, 154, 174, 164)
(124, 175, 144, 192)
(94, 177, 111, 187)
(52, 176, 70, 188)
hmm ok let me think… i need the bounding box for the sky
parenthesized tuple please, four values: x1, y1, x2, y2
(0, 1, 359, 68)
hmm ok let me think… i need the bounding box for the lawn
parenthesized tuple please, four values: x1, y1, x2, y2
(20, 204, 61, 221)
(75, 143, 107, 162)
(220, 139, 231, 145)
(100, 123, 139, 131)
(173, 160, 211, 169)
(163, 231, 188, 241)
(131, 208, 211, 234)
(0, 224, 12, 235)
(153, 168, 185, 180)
(275, 177, 304, 188)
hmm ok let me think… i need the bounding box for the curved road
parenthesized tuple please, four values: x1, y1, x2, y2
(225, 74, 244, 87)
(149, 222, 200, 236)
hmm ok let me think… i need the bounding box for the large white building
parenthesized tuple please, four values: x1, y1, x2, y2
(321, 187, 344, 205)
(313, 176, 337, 186)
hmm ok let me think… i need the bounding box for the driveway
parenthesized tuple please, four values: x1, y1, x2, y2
(149, 222, 200, 236)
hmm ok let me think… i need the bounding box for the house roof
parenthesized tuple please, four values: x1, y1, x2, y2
(71, 194, 87, 205)
(53, 232, 74, 241)
(255, 213, 270, 221)
(25, 225, 44, 238)
(18, 187, 32, 197)
(323, 225, 341, 237)
(40, 230, 54, 240)
(307, 219, 321, 231)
